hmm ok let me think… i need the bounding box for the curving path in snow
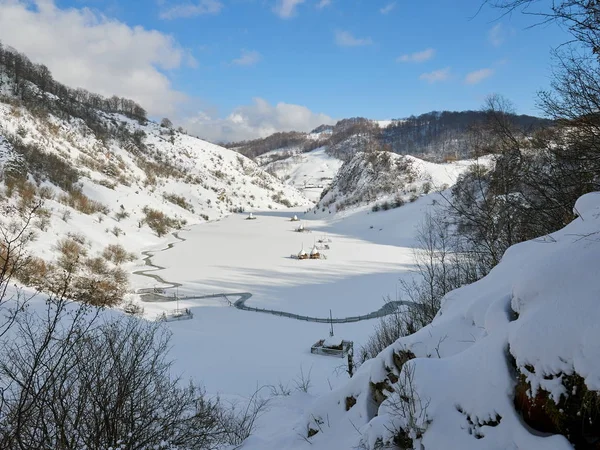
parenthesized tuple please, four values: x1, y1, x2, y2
(132, 232, 185, 289)
(134, 231, 418, 323)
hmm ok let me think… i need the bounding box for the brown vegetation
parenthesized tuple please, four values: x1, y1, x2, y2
(142, 206, 185, 237)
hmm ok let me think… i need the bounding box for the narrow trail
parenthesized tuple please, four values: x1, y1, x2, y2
(133, 230, 418, 323)
(132, 232, 185, 289)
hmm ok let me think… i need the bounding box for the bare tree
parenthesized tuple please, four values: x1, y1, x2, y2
(0, 200, 41, 338)
(359, 210, 479, 364)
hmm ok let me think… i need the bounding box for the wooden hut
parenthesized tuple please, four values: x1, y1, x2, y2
(246, 212, 257, 220)
(291, 214, 299, 222)
(298, 247, 309, 260)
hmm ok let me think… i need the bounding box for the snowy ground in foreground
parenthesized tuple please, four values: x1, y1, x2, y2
(131, 195, 437, 398)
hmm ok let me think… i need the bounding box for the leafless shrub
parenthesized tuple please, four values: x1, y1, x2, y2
(142, 207, 184, 237)
(215, 388, 270, 447)
(163, 193, 194, 212)
(122, 300, 144, 317)
(0, 201, 40, 336)
(293, 366, 313, 393)
(102, 243, 136, 265)
(359, 304, 412, 364)
(383, 363, 431, 449)
(61, 209, 72, 223)
(114, 208, 130, 222)
(0, 312, 229, 450)
(59, 188, 108, 215)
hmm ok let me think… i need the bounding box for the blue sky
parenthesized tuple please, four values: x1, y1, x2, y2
(0, 0, 570, 141)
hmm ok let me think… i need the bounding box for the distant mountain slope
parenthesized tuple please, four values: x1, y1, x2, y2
(228, 112, 550, 163)
(257, 147, 344, 202)
(313, 150, 474, 215)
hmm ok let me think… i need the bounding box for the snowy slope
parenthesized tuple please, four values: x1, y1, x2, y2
(257, 147, 344, 202)
(0, 99, 310, 279)
(240, 192, 600, 450)
(315, 151, 474, 215)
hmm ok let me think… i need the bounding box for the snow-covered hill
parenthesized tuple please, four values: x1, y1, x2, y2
(257, 147, 344, 202)
(241, 191, 600, 450)
(0, 96, 309, 273)
(314, 151, 474, 215)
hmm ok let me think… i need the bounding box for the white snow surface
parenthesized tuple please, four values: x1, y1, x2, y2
(257, 147, 344, 202)
(129, 194, 441, 398)
(239, 192, 600, 450)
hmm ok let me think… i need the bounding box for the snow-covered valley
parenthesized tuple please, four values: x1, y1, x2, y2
(128, 195, 439, 398)
(1, 34, 599, 450)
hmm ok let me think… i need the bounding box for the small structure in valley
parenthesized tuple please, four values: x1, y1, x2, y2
(159, 308, 193, 322)
(291, 214, 300, 222)
(157, 289, 193, 322)
(310, 311, 353, 358)
(297, 247, 309, 260)
(317, 235, 332, 244)
(311, 336, 353, 358)
(295, 223, 309, 233)
(246, 212, 257, 220)
(310, 245, 321, 260)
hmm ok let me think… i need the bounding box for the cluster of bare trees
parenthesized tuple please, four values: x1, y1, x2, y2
(362, 0, 600, 366)
(359, 210, 479, 363)
(225, 131, 325, 159)
(0, 42, 147, 122)
(381, 110, 550, 161)
(228, 111, 548, 164)
(0, 202, 267, 449)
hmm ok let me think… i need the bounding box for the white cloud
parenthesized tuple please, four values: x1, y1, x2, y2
(489, 23, 505, 47)
(231, 50, 262, 67)
(183, 97, 335, 142)
(465, 68, 494, 85)
(273, 0, 306, 18)
(419, 67, 451, 83)
(159, 0, 223, 20)
(334, 30, 373, 47)
(316, 0, 331, 9)
(0, 0, 188, 116)
(380, 2, 395, 14)
(397, 48, 435, 63)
